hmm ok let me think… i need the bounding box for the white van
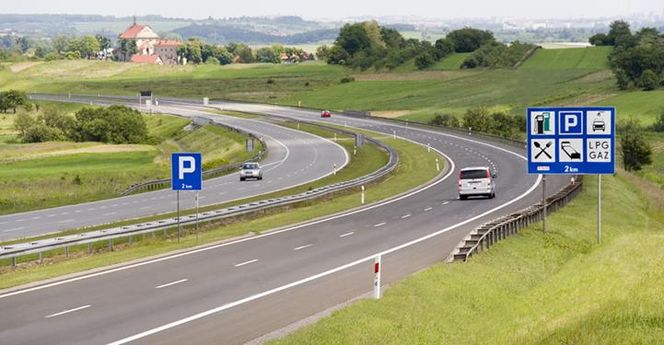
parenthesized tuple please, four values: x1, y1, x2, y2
(458, 166, 496, 200)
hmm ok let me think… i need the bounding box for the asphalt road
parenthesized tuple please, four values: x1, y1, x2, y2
(0, 100, 348, 241)
(0, 99, 569, 345)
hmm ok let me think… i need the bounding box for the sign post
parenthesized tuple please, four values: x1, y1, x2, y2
(527, 107, 615, 243)
(171, 153, 202, 243)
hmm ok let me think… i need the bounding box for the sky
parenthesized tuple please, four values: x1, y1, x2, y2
(2, 0, 663, 20)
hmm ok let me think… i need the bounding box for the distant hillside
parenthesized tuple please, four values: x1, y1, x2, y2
(173, 24, 338, 44)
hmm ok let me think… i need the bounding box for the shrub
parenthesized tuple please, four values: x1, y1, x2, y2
(619, 119, 652, 171)
(72, 106, 148, 144)
(415, 53, 435, 70)
(639, 69, 658, 91)
(340, 76, 355, 83)
(429, 113, 460, 127)
(266, 78, 275, 84)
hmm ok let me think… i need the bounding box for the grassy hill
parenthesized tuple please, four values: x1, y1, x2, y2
(521, 46, 611, 70)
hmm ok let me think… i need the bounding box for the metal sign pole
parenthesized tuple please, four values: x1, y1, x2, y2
(597, 175, 602, 244)
(177, 190, 181, 243)
(195, 192, 200, 241)
(542, 174, 547, 234)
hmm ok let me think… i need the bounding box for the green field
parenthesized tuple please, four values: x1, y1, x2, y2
(432, 53, 471, 70)
(271, 175, 664, 345)
(521, 46, 611, 70)
(0, 110, 258, 214)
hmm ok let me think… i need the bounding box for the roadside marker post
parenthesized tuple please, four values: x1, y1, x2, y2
(172, 153, 202, 243)
(436, 158, 440, 172)
(393, 130, 396, 139)
(527, 107, 615, 243)
(361, 185, 365, 204)
(427, 143, 431, 152)
(373, 255, 382, 299)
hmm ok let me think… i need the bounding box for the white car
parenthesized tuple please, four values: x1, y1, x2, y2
(240, 162, 263, 181)
(458, 166, 496, 200)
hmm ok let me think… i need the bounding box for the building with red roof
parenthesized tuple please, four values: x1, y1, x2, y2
(118, 19, 181, 64)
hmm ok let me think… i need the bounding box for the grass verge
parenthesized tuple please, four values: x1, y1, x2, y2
(268, 174, 664, 345)
(0, 124, 442, 289)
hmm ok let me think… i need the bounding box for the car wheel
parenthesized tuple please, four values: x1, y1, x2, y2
(491, 192, 496, 199)
(459, 195, 466, 200)
(240, 177, 245, 181)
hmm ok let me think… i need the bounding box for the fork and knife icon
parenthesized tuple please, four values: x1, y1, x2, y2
(534, 141, 553, 159)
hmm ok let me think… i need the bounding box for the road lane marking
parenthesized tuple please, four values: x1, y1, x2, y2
(373, 222, 386, 227)
(424, 207, 433, 212)
(3, 227, 24, 233)
(140, 206, 152, 210)
(45, 305, 91, 319)
(339, 232, 354, 238)
(15, 219, 25, 222)
(400, 214, 411, 219)
(293, 244, 312, 251)
(155, 279, 188, 289)
(31, 216, 41, 220)
(234, 259, 258, 267)
(58, 219, 74, 224)
(103, 212, 117, 216)
(441, 201, 450, 205)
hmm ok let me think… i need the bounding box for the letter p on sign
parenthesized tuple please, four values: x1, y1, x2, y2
(178, 156, 196, 179)
(559, 111, 583, 135)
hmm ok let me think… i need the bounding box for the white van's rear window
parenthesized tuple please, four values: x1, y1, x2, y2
(460, 170, 488, 179)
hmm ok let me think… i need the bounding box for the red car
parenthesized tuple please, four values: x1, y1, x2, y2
(321, 110, 331, 118)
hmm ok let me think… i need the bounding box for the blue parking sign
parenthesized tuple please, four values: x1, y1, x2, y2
(559, 111, 583, 135)
(172, 153, 202, 190)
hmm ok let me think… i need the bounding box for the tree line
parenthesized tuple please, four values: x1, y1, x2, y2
(590, 21, 664, 91)
(14, 105, 148, 144)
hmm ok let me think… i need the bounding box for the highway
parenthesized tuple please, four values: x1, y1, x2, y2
(0, 101, 348, 241)
(0, 99, 569, 344)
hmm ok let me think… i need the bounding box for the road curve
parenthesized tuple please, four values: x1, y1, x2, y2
(0, 99, 348, 241)
(0, 99, 569, 345)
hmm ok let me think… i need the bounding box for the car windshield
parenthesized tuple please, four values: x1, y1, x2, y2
(460, 169, 488, 179)
(243, 164, 258, 169)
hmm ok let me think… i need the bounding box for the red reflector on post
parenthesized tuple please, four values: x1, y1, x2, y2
(374, 262, 380, 273)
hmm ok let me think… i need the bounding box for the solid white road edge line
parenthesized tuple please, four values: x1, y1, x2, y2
(44, 305, 91, 319)
(107, 173, 542, 345)
(155, 279, 188, 289)
(0, 139, 453, 300)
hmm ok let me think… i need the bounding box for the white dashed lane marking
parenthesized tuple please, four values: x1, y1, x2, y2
(234, 259, 258, 267)
(339, 232, 354, 238)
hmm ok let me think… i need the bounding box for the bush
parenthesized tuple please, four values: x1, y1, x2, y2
(266, 78, 275, 84)
(639, 69, 659, 91)
(429, 113, 460, 127)
(22, 123, 65, 143)
(414, 53, 435, 70)
(205, 56, 220, 65)
(340, 76, 355, 83)
(72, 106, 148, 144)
(652, 111, 664, 132)
(619, 118, 652, 171)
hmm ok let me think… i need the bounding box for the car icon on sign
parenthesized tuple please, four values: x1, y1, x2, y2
(592, 117, 606, 132)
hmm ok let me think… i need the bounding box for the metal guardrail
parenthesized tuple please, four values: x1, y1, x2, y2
(0, 116, 399, 265)
(450, 176, 584, 262)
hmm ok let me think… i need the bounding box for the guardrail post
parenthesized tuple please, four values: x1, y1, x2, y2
(109, 239, 113, 252)
(12, 256, 17, 267)
(39, 252, 43, 263)
(88, 243, 92, 255)
(65, 246, 69, 258)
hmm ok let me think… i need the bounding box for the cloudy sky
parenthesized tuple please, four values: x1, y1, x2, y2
(3, 0, 663, 19)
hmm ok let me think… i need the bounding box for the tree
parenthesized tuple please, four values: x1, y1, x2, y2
(335, 23, 371, 56)
(13, 112, 35, 137)
(446, 28, 495, 53)
(95, 34, 111, 51)
(78, 35, 100, 59)
(589, 33, 609, 46)
(2, 90, 30, 113)
(652, 111, 664, 132)
(415, 52, 434, 70)
(72, 106, 147, 144)
(433, 38, 454, 60)
(607, 20, 632, 46)
(620, 119, 652, 171)
(119, 39, 137, 61)
(15, 36, 30, 54)
(639, 69, 659, 90)
(52, 35, 70, 55)
(316, 45, 331, 61)
(255, 47, 279, 63)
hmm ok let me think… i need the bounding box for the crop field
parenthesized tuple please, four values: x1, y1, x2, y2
(520, 46, 611, 70)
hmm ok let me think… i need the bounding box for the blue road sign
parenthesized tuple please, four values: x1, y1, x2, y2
(171, 153, 202, 190)
(527, 107, 615, 175)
